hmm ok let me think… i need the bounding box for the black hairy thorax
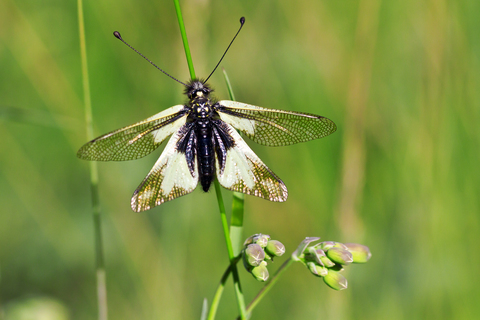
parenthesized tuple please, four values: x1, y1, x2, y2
(179, 80, 234, 192)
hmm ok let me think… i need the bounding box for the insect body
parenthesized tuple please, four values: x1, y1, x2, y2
(77, 20, 337, 212)
(77, 79, 336, 212)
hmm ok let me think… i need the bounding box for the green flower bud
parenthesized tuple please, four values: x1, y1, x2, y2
(344, 243, 372, 263)
(307, 262, 328, 277)
(244, 235, 255, 246)
(304, 247, 326, 266)
(320, 255, 336, 268)
(292, 237, 321, 261)
(244, 244, 265, 267)
(243, 234, 271, 247)
(323, 270, 348, 290)
(332, 242, 348, 250)
(251, 261, 269, 282)
(265, 240, 285, 257)
(244, 233, 260, 246)
(264, 251, 273, 261)
(255, 234, 271, 248)
(315, 241, 336, 251)
(243, 254, 253, 271)
(326, 247, 353, 265)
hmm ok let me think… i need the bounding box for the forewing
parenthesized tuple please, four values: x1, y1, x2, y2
(131, 124, 198, 212)
(77, 105, 187, 161)
(216, 100, 336, 146)
(215, 122, 288, 202)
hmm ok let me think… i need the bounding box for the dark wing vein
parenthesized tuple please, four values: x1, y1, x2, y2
(216, 100, 336, 147)
(77, 105, 188, 161)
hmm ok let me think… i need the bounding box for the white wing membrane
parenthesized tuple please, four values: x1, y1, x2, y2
(216, 123, 288, 202)
(216, 100, 337, 147)
(77, 105, 187, 161)
(131, 125, 198, 212)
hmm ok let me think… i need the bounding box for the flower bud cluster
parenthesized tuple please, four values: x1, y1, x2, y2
(293, 238, 371, 291)
(242, 234, 285, 282)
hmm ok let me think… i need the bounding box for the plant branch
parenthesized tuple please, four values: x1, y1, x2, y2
(236, 258, 294, 320)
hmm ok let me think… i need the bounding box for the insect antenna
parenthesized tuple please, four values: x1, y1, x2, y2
(113, 31, 186, 86)
(203, 17, 245, 83)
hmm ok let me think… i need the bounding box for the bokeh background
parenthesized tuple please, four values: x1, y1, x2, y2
(1, 0, 479, 319)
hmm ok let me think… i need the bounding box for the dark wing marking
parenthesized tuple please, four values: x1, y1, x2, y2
(215, 122, 288, 202)
(215, 100, 336, 147)
(77, 105, 188, 161)
(131, 124, 198, 212)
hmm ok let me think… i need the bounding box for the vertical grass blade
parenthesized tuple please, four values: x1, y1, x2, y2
(172, 1, 246, 317)
(213, 181, 247, 320)
(200, 298, 208, 320)
(173, 2, 246, 317)
(222, 68, 245, 256)
(173, 0, 196, 80)
(207, 254, 242, 320)
(77, 1, 108, 319)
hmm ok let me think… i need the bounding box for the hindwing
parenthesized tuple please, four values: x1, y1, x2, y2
(214, 121, 287, 202)
(131, 123, 198, 212)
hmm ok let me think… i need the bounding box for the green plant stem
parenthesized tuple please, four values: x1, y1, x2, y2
(213, 181, 247, 320)
(210, 256, 295, 320)
(230, 192, 245, 255)
(222, 68, 236, 101)
(222, 69, 245, 256)
(207, 254, 242, 320)
(172, 2, 245, 318)
(173, 0, 195, 80)
(235, 258, 294, 320)
(213, 181, 234, 258)
(77, 1, 107, 320)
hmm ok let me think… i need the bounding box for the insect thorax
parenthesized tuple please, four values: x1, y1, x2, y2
(190, 95, 214, 120)
(186, 81, 217, 122)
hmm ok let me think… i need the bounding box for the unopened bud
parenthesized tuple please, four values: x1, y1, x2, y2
(244, 244, 265, 267)
(307, 262, 328, 277)
(244, 235, 256, 246)
(304, 247, 326, 266)
(292, 237, 321, 261)
(332, 242, 348, 250)
(265, 240, 285, 257)
(320, 255, 336, 268)
(264, 251, 273, 261)
(255, 234, 270, 248)
(244, 233, 270, 246)
(326, 247, 353, 265)
(316, 241, 336, 251)
(323, 270, 348, 290)
(251, 261, 269, 282)
(344, 243, 372, 263)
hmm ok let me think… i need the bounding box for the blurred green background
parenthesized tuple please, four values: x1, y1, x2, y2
(1, 0, 479, 319)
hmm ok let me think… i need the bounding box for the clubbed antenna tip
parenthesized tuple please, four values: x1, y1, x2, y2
(113, 31, 122, 40)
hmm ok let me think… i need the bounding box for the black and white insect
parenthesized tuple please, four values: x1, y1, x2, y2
(77, 18, 336, 212)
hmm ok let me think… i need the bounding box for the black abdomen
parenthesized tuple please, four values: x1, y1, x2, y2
(196, 121, 215, 192)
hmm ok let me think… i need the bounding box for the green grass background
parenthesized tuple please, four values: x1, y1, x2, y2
(1, 0, 479, 319)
